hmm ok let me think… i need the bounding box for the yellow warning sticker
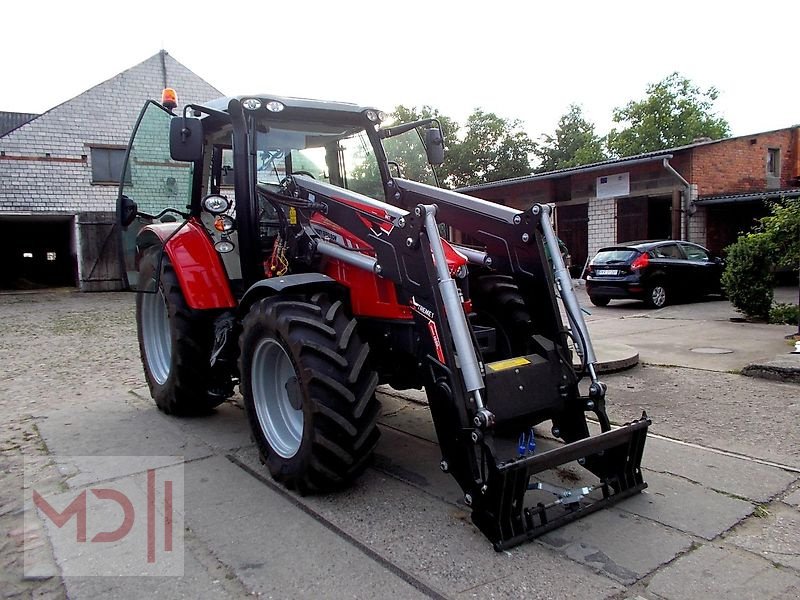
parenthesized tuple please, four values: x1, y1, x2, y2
(288, 207, 297, 225)
(486, 357, 530, 372)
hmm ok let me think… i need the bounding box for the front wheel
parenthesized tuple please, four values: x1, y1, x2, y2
(645, 284, 667, 309)
(239, 294, 380, 493)
(589, 296, 610, 307)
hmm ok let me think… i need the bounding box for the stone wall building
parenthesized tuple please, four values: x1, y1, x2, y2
(0, 51, 222, 290)
(460, 129, 800, 274)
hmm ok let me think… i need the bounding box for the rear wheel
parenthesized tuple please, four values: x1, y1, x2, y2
(136, 249, 223, 415)
(239, 294, 380, 493)
(589, 296, 610, 307)
(645, 283, 667, 309)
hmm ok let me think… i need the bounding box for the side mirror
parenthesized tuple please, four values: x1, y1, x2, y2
(119, 195, 138, 228)
(424, 127, 444, 166)
(169, 117, 204, 162)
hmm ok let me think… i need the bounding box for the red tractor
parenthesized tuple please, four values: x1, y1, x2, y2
(117, 91, 649, 550)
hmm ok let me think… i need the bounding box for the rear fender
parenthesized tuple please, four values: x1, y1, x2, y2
(239, 274, 345, 315)
(136, 219, 236, 310)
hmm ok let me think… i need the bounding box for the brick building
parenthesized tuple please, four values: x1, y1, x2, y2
(0, 51, 222, 290)
(459, 129, 800, 274)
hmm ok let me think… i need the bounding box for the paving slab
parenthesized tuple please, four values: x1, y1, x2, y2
(784, 487, 800, 507)
(62, 550, 241, 599)
(642, 435, 799, 502)
(378, 391, 437, 443)
(726, 503, 800, 571)
(586, 316, 795, 372)
(36, 401, 212, 464)
(620, 471, 754, 540)
(231, 444, 624, 598)
(646, 544, 800, 600)
(454, 568, 622, 600)
(539, 509, 693, 585)
(184, 456, 430, 599)
(743, 353, 800, 384)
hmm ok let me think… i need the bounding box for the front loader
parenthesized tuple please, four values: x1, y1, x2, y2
(117, 91, 650, 550)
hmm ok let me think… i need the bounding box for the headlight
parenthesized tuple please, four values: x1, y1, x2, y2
(365, 110, 379, 122)
(214, 240, 235, 253)
(265, 100, 285, 113)
(242, 98, 262, 111)
(202, 194, 230, 214)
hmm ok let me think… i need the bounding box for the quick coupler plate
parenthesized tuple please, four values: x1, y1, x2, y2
(471, 413, 650, 551)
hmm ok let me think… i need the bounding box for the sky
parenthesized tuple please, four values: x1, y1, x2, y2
(2, 0, 798, 142)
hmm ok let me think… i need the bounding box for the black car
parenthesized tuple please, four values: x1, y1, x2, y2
(585, 240, 724, 308)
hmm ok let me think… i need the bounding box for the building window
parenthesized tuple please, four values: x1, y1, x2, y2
(767, 148, 780, 178)
(90, 147, 131, 184)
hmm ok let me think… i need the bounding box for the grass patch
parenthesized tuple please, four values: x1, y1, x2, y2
(753, 504, 771, 518)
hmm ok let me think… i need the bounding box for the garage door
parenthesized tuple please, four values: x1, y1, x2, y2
(2, 216, 75, 289)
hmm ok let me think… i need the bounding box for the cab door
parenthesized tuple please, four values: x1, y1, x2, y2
(116, 101, 195, 290)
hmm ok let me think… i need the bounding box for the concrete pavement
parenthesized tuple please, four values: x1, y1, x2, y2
(6, 290, 800, 599)
(572, 283, 798, 375)
(28, 385, 800, 599)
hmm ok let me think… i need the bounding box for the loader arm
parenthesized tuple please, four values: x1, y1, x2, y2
(268, 175, 650, 551)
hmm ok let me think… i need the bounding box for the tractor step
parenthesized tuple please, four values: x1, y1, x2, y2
(471, 413, 650, 551)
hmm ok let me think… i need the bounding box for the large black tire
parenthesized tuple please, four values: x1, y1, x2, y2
(590, 296, 610, 307)
(239, 294, 380, 493)
(471, 274, 534, 362)
(136, 248, 223, 415)
(644, 282, 668, 309)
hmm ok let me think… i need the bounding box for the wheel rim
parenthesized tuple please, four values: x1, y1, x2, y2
(652, 286, 666, 307)
(251, 338, 303, 459)
(141, 289, 172, 385)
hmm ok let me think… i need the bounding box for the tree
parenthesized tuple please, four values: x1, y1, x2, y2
(349, 105, 459, 197)
(607, 73, 730, 157)
(759, 198, 800, 270)
(533, 104, 607, 173)
(445, 109, 534, 188)
(385, 105, 459, 185)
(722, 198, 799, 320)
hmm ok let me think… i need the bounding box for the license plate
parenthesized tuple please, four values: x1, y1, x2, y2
(596, 269, 618, 276)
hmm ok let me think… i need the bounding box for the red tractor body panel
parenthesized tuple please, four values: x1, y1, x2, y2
(309, 211, 468, 320)
(141, 219, 237, 310)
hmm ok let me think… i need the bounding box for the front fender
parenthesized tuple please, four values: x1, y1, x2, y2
(239, 273, 343, 314)
(137, 218, 236, 310)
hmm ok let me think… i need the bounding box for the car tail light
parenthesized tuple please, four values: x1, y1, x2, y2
(630, 253, 649, 270)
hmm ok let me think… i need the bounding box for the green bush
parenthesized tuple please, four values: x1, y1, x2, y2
(769, 302, 800, 325)
(721, 233, 775, 319)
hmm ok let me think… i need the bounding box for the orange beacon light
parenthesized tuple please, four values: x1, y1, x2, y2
(162, 88, 178, 110)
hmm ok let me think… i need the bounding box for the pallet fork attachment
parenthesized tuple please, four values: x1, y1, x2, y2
(473, 413, 650, 551)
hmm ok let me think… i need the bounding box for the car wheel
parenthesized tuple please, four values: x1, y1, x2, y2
(589, 296, 610, 307)
(645, 284, 667, 309)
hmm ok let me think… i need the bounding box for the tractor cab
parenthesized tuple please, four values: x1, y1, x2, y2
(117, 92, 444, 294)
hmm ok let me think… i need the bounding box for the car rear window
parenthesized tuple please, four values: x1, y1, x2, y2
(592, 249, 637, 264)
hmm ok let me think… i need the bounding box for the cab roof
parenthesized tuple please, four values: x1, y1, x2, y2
(198, 94, 382, 116)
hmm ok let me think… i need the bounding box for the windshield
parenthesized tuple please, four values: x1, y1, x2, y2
(254, 123, 384, 199)
(592, 249, 638, 264)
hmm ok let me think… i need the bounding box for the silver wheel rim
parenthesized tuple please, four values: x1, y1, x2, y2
(652, 286, 666, 307)
(141, 290, 172, 385)
(251, 338, 303, 459)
